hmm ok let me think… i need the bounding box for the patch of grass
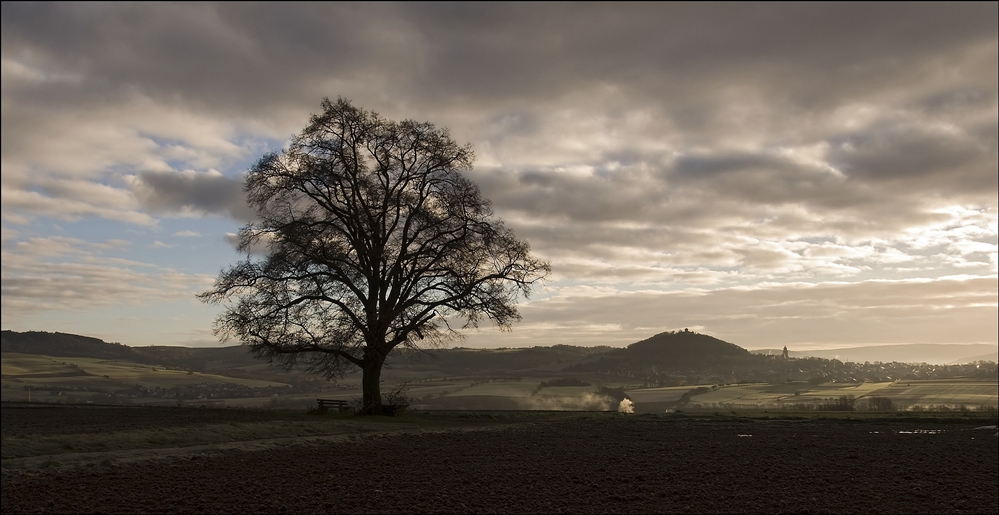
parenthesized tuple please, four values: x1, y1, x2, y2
(683, 379, 997, 411)
(0, 410, 564, 470)
(2, 353, 291, 391)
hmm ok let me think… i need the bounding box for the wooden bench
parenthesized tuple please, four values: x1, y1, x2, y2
(316, 398, 351, 414)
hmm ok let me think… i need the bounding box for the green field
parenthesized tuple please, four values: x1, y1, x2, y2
(0, 407, 581, 471)
(680, 382, 887, 406)
(4, 351, 995, 412)
(406, 380, 479, 398)
(1, 353, 293, 405)
(421, 380, 512, 397)
(2, 354, 289, 388)
(875, 379, 998, 408)
(625, 385, 701, 404)
(677, 379, 996, 410)
(402, 380, 625, 410)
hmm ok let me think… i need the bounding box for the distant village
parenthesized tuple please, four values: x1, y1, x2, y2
(572, 353, 997, 388)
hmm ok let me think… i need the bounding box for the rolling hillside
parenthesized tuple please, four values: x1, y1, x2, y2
(3, 330, 995, 410)
(2, 331, 269, 368)
(2, 329, 751, 378)
(2, 331, 138, 361)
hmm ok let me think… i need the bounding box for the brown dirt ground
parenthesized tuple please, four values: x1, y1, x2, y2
(2, 405, 996, 514)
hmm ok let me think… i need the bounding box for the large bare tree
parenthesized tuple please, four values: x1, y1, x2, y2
(200, 98, 549, 414)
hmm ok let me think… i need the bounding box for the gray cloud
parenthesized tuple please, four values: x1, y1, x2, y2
(0, 236, 211, 316)
(466, 277, 999, 349)
(397, 3, 997, 107)
(133, 170, 254, 221)
(4, 3, 994, 117)
(2, 3, 996, 348)
(828, 121, 995, 186)
(670, 152, 853, 206)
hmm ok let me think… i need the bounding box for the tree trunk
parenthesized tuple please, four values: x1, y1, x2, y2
(360, 351, 386, 415)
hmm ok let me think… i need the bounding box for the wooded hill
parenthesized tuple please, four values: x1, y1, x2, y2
(1, 331, 261, 371)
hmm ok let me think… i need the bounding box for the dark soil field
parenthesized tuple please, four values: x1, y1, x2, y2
(0, 403, 299, 436)
(2, 404, 997, 514)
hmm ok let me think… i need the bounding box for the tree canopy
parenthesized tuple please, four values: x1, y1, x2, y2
(200, 97, 549, 413)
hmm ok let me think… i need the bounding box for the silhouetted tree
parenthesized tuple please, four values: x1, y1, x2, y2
(200, 98, 549, 414)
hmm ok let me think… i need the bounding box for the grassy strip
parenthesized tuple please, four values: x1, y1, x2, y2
(0, 411, 581, 470)
(0, 416, 494, 460)
(3, 419, 354, 461)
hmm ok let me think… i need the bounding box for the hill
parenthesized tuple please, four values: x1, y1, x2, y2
(4, 330, 995, 408)
(2, 331, 139, 361)
(569, 330, 753, 377)
(1, 330, 612, 375)
(618, 330, 750, 366)
(132, 345, 264, 370)
(7, 329, 993, 388)
(385, 345, 613, 377)
(0, 330, 260, 372)
(1, 329, 752, 376)
(952, 352, 999, 365)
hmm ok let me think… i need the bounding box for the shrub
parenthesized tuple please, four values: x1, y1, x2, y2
(541, 378, 592, 387)
(383, 382, 412, 406)
(819, 395, 856, 411)
(865, 395, 895, 412)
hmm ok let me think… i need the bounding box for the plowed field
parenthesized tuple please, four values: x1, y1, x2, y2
(2, 405, 996, 514)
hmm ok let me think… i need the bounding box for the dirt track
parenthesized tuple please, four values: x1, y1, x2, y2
(2, 406, 997, 514)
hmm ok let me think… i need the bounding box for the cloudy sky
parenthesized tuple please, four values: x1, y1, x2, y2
(2, 2, 996, 353)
